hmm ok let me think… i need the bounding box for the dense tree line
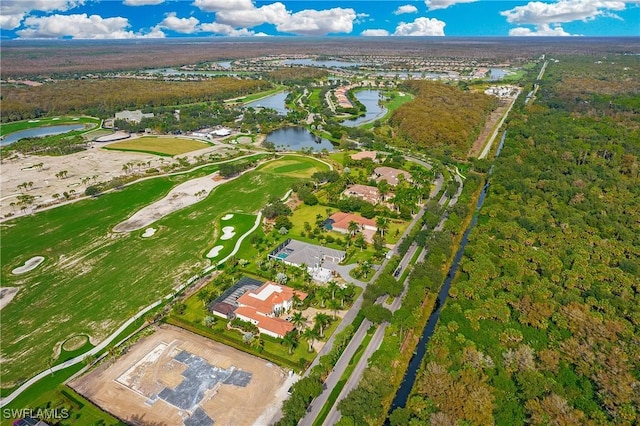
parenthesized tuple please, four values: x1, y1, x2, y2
(1, 134, 87, 156)
(1, 77, 271, 122)
(401, 56, 640, 425)
(389, 80, 497, 158)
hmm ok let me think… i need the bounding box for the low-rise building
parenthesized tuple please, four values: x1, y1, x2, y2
(234, 282, 308, 338)
(343, 184, 382, 204)
(373, 166, 411, 186)
(114, 109, 154, 123)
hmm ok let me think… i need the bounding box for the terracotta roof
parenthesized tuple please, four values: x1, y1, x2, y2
(350, 151, 377, 161)
(234, 306, 294, 337)
(343, 184, 381, 204)
(374, 166, 411, 186)
(237, 282, 307, 315)
(329, 212, 376, 231)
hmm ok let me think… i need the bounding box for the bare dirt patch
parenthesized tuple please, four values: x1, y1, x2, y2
(70, 324, 292, 426)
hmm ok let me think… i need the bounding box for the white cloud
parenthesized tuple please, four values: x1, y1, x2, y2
(200, 21, 256, 36)
(156, 12, 199, 33)
(16, 13, 165, 39)
(361, 29, 390, 36)
(0, 0, 83, 30)
(394, 17, 446, 36)
(509, 23, 574, 35)
(192, 0, 254, 12)
(276, 7, 356, 35)
(394, 4, 418, 15)
(425, 0, 477, 11)
(123, 0, 164, 6)
(215, 2, 288, 28)
(500, 0, 628, 25)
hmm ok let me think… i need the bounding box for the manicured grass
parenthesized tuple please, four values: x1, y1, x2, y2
(0, 155, 328, 387)
(258, 155, 326, 178)
(103, 136, 211, 156)
(0, 116, 100, 136)
(202, 213, 257, 262)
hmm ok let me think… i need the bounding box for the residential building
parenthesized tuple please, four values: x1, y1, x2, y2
(373, 166, 411, 186)
(326, 212, 377, 242)
(350, 151, 377, 161)
(342, 184, 382, 204)
(234, 282, 308, 338)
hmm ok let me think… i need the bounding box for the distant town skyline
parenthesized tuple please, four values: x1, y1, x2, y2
(1, 0, 638, 40)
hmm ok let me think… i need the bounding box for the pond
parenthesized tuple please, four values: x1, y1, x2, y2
(265, 127, 335, 152)
(245, 91, 289, 115)
(342, 90, 387, 127)
(1, 124, 87, 146)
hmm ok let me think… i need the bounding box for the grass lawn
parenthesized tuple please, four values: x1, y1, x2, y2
(103, 136, 211, 156)
(0, 154, 328, 388)
(0, 116, 101, 136)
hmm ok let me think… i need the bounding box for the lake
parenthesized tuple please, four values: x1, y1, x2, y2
(265, 127, 334, 152)
(245, 91, 289, 115)
(342, 90, 387, 127)
(1, 124, 87, 146)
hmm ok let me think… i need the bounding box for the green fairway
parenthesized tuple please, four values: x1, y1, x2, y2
(0, 154, 328, 388)
(203, 213, 257, 262)
(0, 116, 100, 136)
(102, 136, 211, 156)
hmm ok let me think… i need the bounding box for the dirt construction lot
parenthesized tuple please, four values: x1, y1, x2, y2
(71, 325, 294, 426)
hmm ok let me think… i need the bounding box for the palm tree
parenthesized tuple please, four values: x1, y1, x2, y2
(282, 330, 298, 355)
(328, 299, 341, 320)
(347, 220, 359, 237)
(376, 216, 388, 237)
(302, 327, 320, 353)
(314, 312, 331, 338)
(327, 280, 340, 301)
(315, 286, 330, 308)
(291, 311, 307, 336)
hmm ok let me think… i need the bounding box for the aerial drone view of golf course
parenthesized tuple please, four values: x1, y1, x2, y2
(0, 153, 329, 392)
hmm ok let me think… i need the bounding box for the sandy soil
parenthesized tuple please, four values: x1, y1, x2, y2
(0, 137, 235, 219)
(11, 255, 45, 274)
(113, 172, 234, 232)
(71, 324, 291, 426)
(0, 288, 19, 311)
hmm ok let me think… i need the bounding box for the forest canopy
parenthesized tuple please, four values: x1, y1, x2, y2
(0, 77, 271, 122)
(389, 80, 497, 158)
(403, 55, 640, 425)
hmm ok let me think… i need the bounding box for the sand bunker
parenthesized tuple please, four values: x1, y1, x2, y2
(221, 214, 234, 221)
(0, 288, 19, 310)
(220, 226, 236, 240)
(114, 172, 232, 232)
(12, 256, 45, 275)
(141, 228, 156, 238)
(206, 245, 224, 258)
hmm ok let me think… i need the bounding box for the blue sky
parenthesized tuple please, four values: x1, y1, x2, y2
(1, 0, 638, 39)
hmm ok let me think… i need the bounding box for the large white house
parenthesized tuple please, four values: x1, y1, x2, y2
(234, 282, 307, 338)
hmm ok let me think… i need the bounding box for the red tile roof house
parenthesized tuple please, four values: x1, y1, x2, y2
(327, 212, 378, 242)
(234, 282, 308, 338)
(373, 166, 411, 186)
(342, 184, 382, 204)
(350, 151, 377, 161)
